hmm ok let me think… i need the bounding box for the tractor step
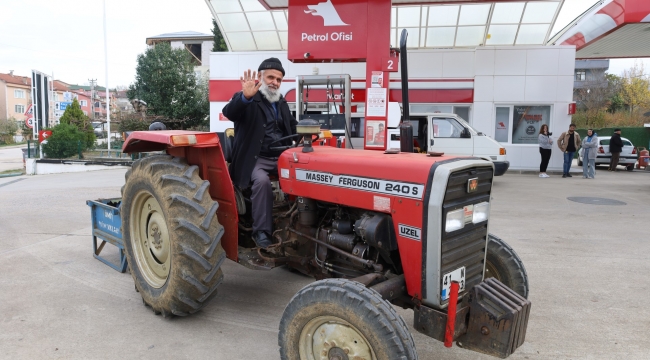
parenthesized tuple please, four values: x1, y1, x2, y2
(237, 247, 287, 271)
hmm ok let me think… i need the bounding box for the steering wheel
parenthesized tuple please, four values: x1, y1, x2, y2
(268, 134, 304, 152)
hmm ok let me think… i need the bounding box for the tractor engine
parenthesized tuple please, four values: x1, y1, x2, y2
(275, 198, 400, 279)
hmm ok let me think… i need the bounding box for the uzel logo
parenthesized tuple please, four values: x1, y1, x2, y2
(304, 0, 349, 26)
(467, 178, 479, 193)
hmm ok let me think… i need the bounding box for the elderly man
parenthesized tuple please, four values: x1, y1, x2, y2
(222, 58, 297, 249)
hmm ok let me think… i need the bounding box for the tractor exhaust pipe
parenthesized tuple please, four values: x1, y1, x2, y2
(398, 29, 414, 153)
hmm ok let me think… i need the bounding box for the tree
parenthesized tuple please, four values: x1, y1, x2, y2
(212, 18, 228, 52)
(41, 123, 86, 159)
(59, 98, 95, 149)
(605, 74, 625, 113)
(59, 98, 87, 125)
(620, 62, 650, 114)
(0, 118, 19, 144)
(127, 42, 209, 129)
(117, 114, 151, 134)
(19, 121, 33, 141)
(574, 69, 610, 112)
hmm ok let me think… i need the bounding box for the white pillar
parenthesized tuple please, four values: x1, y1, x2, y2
(103, 0, 111, 151)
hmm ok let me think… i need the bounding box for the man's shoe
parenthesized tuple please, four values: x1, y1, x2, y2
(252, 231, 273, 249)
(567, 173, 573, 177)
(562, 174, 567, 178)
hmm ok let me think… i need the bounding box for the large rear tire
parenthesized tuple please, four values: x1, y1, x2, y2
(484, 234, 529, 299)
(279, 279, 417, 360)
(121, 155, 226, 316)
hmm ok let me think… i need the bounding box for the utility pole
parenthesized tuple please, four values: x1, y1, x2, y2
(103, 0, 111, 151)
(89, 79, 97, 120)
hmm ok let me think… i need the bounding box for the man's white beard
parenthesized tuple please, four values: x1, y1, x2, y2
(260, 82, 281, 103)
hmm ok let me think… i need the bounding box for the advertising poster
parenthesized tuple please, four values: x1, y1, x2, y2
(494, 107, 509, 143)
(365, 120, 385, 148)
(366, 88, 387, 117)
(511, 106, 551, 144)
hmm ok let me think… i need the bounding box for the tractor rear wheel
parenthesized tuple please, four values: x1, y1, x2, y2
(484, 233, 529, 299)
(121, 155, 226, 316)
(279, 279, 417, 360)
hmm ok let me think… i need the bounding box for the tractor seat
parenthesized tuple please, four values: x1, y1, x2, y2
(224, 128, 235, 163)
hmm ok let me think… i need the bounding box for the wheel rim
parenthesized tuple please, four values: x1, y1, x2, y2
(130, 190, 171, 288)
(484, 260, 502, 283)
(299, 316, 375, 360)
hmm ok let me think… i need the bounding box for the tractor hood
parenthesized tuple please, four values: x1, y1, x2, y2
(278, 146, 485, 212)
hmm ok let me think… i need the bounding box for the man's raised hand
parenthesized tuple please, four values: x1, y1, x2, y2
(241, 69, 262, 100)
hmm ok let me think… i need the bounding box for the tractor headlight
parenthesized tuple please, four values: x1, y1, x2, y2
(472, 202, 490, 224)
(445, 208, 464, 233)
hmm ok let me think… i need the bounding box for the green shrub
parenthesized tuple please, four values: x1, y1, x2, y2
(59, 98, 95, 150)
(117, 115, 151, 133)
(41, 123, 86, 158)
(0, 118, 19, 145)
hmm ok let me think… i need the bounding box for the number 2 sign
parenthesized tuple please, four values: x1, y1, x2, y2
(382, 57, 398, 72)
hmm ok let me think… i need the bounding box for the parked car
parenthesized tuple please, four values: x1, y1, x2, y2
(92, 122, 105, 139)
(578, 136, 637, 171)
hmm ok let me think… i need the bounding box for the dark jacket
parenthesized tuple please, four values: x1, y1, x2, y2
(609, 133, 624, 154)
(222, 91, 297, 188)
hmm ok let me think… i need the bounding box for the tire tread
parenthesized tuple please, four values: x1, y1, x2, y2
(121, 155, 226, 317)
(279, 278, 417, 360)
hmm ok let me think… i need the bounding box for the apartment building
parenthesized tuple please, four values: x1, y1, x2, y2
(0, 71, 31, 121)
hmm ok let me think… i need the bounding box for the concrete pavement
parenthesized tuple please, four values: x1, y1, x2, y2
(1, 167, 649, 359)
(0, 145, 25, 173)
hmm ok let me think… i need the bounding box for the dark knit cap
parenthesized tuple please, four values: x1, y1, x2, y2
(258, 57, 285, 76)
(614, 128, 621, 132)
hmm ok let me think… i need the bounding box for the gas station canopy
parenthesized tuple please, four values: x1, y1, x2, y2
(549, 0, 650, 59)
(207, 0, 565, 52)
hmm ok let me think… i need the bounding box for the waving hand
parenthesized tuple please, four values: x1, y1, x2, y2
(241, 70, 262, 100)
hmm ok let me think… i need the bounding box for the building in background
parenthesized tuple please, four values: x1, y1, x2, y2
(574, 60, 609, 89)
(110, 89, 134, 119)
(145, 31, 213, 78)
(51, 80, 71, 125)
(572, 60, 610, 110)
(0, 71, 31, 121)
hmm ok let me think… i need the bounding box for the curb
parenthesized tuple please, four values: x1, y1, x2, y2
(0, 172, 24, 178)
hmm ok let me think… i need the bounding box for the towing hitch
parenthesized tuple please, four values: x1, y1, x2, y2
(414, 278, 531, 358)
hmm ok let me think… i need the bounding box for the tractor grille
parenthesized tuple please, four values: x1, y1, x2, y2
(440, 166, 493, 301)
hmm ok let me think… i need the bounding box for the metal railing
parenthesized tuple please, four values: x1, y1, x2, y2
(24, 140, 149, 161)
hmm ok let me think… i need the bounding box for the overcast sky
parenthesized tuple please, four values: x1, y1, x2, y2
(0, 0, 647, 87)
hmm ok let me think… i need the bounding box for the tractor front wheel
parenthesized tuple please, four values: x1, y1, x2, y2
(484, 233, 529, 299)
(279, 279, 417, 360)
(121, 155, 226, 316)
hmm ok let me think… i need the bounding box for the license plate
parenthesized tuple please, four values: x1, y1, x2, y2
(441, 266, 466, 301)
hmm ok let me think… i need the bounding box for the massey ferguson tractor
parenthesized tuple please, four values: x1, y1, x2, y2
(119, 115, 530, 358)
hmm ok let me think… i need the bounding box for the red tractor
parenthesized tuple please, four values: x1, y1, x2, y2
(120, 121, 529, 359)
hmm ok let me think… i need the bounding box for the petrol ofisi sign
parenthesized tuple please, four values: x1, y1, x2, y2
(288, 0, 368, 62)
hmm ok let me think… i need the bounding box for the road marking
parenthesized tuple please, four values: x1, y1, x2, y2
(0, 178, 25, 188)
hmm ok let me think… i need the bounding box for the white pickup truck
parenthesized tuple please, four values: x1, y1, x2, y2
(387, 111, 509, 176)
